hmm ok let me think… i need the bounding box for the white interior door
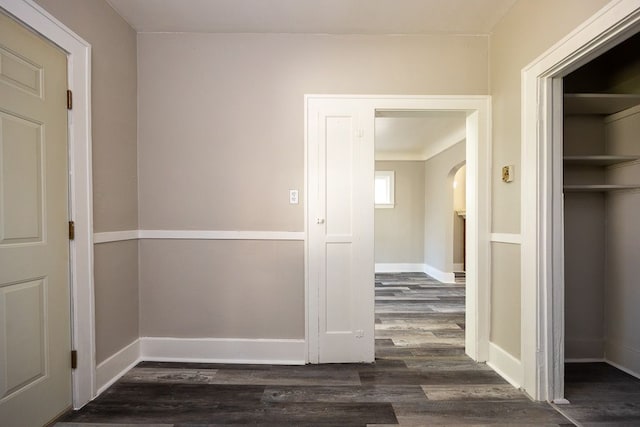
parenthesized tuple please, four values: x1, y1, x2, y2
(307, 98, 375, 363)
(0, 11, 72, 426)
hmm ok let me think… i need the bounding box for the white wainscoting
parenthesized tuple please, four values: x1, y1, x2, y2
(487, 342, 523, 389)
(95, 339, 142, 395)
(140, 337, 306, 365)
(94, 230, 305, 243)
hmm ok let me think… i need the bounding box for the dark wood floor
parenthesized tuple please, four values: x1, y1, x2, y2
(56, 272, 572, 426)
(554, 362, 640, 426)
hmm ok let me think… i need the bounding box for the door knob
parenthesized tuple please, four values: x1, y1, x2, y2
(316, 218, 325, 224)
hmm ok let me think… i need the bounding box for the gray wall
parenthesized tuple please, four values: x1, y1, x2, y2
(564, 107, 640, 373)
(137, 33, 488, 340)
(36, 0, 139, 364)
(564, 193, 605, 358)
(374, 161, 425, 264)
(604, 108, 640, 375)
(424, 141, 465, 273)
(453, 165, 466, 268)
(563, 115, 606, 359)
(488, 0, 610, 358)
(139, 240, 304, 339)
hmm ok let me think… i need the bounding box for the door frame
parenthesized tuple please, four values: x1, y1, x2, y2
(305, 95, 492, 364)
(521, 0, 640, 402)
(0, 0, 94, 409)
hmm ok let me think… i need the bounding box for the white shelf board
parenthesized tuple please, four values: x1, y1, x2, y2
(564, 93, 640, 115)
(563, 155, 640, 166)
(564, 184, 640, 192)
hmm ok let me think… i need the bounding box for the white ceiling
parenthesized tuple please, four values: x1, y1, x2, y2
(375, 110, 467, 161)
(106, 0, 517, 34)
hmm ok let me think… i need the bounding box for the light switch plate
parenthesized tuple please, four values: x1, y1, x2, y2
(289, 189, 299, 204)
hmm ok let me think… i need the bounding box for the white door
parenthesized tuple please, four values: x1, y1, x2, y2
(0, 11, 72, 427)
(307, 98, 375, 363)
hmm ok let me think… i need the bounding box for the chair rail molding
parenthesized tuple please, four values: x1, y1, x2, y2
(93, 230, 305, 243)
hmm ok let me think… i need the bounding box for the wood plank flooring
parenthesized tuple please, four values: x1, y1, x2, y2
(554, 362, 640, 426)
(56, 272, 572, 426)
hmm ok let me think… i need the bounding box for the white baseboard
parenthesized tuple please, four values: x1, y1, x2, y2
(95, 339, 142, 395)
(605, 339, 640, 380)
(564, 358, 605, 363)
(140, 337, 306, 365)
(93, 337, 307, 400)
(487, 342, 523, 388)
(452, 263, 464, 272)
(375, 263, 425, 273)
(423, 264, 455, 284)
(605, 358, 640, 380)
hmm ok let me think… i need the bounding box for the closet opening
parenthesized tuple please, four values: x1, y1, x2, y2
(557, 29, 640, 421)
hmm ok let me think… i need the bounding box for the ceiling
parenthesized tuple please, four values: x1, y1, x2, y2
(106, 0, 516, 34)
(375, 110, 467, 160)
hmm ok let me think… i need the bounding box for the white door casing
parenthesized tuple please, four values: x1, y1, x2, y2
(521, 0, 640, 401)
(0, 0, 94, 409)
(305, 95, 491, 365)
(0, 11, 71, 426)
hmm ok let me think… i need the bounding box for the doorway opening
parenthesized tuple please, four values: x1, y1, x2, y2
(305, 95, 491, 367)
(521, 0, 640, 403)
(557, 31, 640, 422)
(372, 110, 468, 360)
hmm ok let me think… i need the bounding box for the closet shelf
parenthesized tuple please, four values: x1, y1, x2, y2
(564, 93, 640, 115)
(563, 184, 640, 192)
(563, 155, 640, 166)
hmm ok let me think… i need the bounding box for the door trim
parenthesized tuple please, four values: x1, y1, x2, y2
(304, 95, 492, 364)
(0, 0, 94, 409)
(521, 0, 640, 401)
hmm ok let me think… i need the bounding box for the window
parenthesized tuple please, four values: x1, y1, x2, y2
(375, 171, 395, 208)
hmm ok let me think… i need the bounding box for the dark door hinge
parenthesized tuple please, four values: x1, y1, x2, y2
(67, 89, 72, 110)
(68, 220, 75, 240)
(71, 350, 78, 369)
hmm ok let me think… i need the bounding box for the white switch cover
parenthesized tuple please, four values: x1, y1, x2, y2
(289, 189, 299, 204)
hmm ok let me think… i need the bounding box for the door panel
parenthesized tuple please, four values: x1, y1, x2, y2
(325, 243, 352, 332)
(325, 117, 353, 236)
(307, 99, 375, 363)
(0, 11, 71, 427)
(1, 279, 46, 396)
(0, 111, 43, 243)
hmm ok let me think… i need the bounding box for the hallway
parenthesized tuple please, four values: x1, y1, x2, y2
(56, 273, 570, 426)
